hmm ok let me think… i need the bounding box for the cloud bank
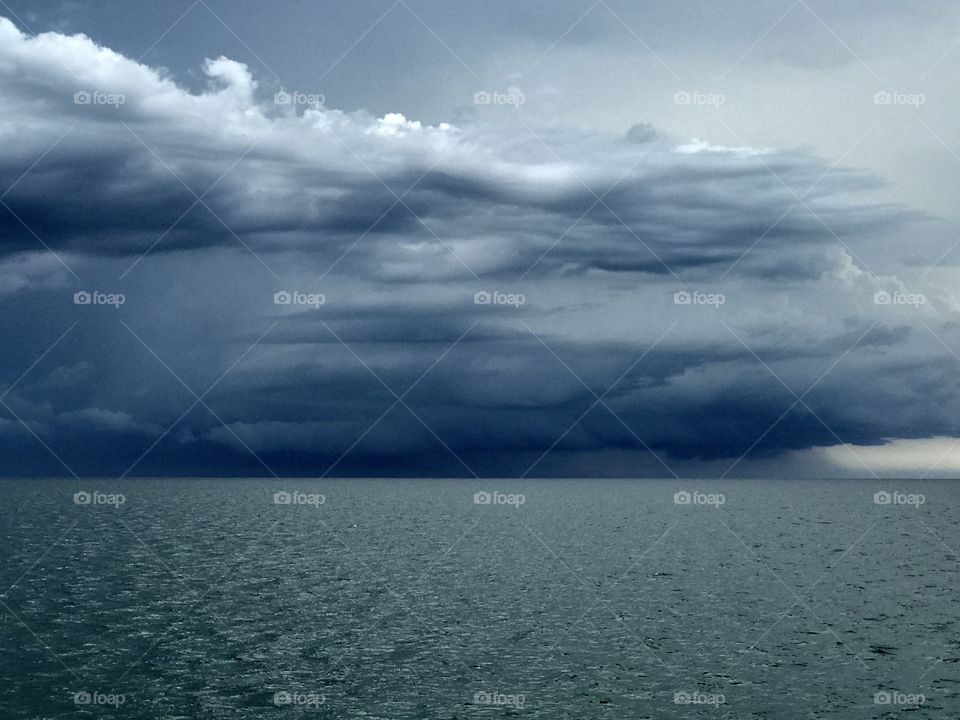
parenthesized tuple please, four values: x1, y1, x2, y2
(1, 16, 957, 478)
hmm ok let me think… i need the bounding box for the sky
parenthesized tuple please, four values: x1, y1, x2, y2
(1, 0, 960, 478)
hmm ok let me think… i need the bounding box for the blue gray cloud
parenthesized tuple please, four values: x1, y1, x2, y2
(0, 12, 958, 478)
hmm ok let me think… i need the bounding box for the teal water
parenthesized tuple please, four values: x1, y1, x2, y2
(0, 478, 957, 718)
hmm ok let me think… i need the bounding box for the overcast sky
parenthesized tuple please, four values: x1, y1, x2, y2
(1, 0, 960, 478)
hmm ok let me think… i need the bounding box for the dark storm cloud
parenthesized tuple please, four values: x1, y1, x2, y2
(0, 16, 957, 478)
(0, 18, 913, 281)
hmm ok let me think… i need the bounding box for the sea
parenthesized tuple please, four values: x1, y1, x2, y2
(0, 478, 957, 718)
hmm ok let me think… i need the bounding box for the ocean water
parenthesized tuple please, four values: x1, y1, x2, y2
(0, 478, 957, 719)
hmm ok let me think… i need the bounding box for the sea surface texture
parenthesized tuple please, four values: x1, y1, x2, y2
(0, 478, 957, 718)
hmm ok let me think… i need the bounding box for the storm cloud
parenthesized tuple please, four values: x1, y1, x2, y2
(1, 8, 958, 478)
